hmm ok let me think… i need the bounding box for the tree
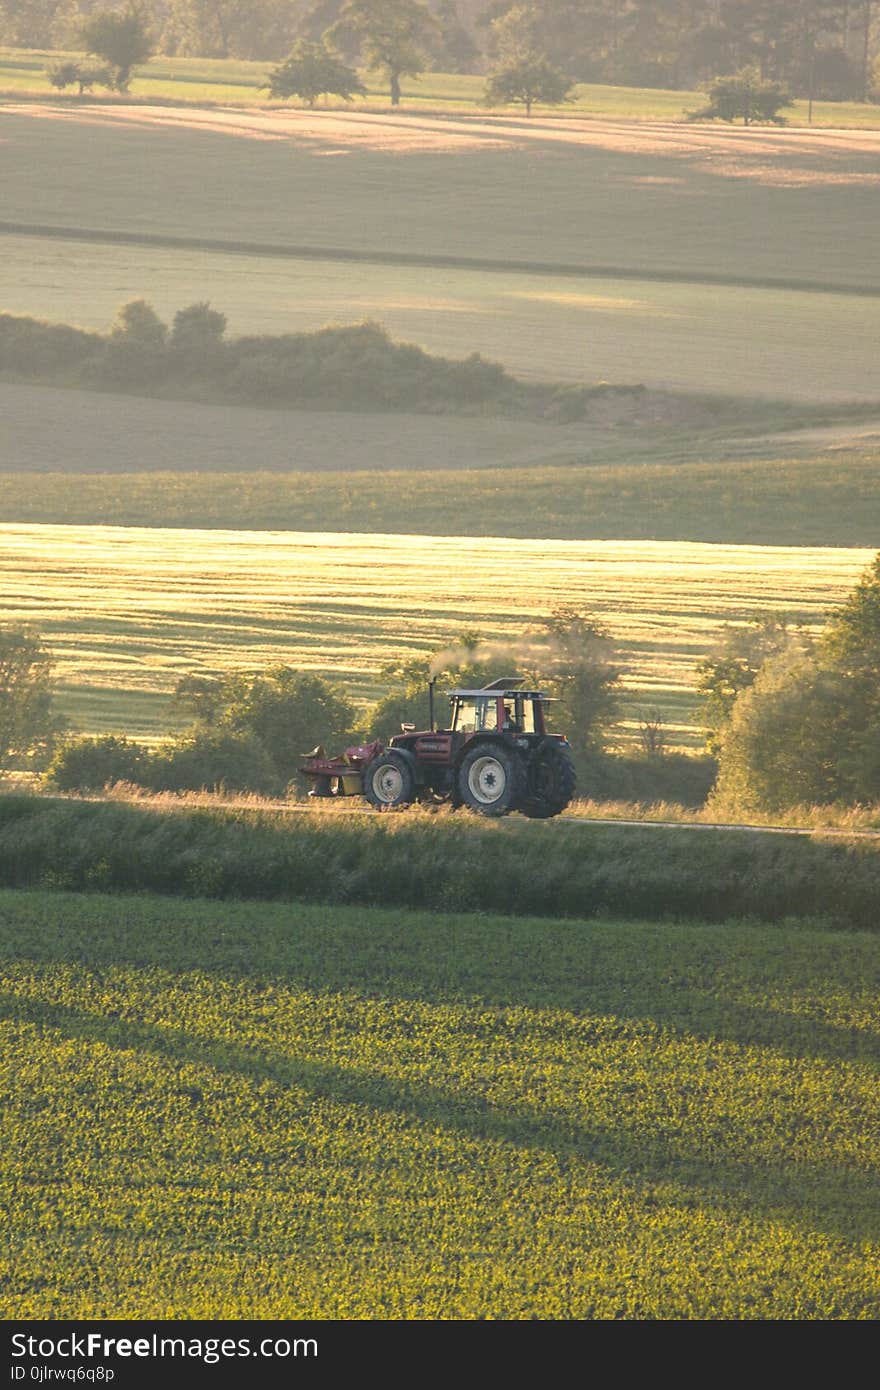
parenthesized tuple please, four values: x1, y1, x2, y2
(484, 56, 573, 113)
(79, 6, 154, 92)
(176, 665, 359, 787)
(712, 650, 856, 813)
(47, 61, 114, 94)
(330, 0, 435, 105)
(695, 616, 797, 756)
(266, 38, 366, 105)
(95, 299, 168, 385)
(688, 65, 793, 123)
(529, 608, 622, 756)
(423, 0, 478, 73)
(0, 626, 64, 770)
(483, 4, 573, 114)
(169, 301, 227, 374)
(147, 728, 278, 794)
(713, 553, 880, 813)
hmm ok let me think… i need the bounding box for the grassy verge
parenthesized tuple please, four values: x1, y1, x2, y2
(2, 794, 880, 929)
(2, 888, 878, 1319)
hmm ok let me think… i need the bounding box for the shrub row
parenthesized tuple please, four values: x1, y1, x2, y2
(45, 733, 718, 807)
(0, 795, 876, 929)
(46, 731, 279, 795)
(0, 307, 652, 421)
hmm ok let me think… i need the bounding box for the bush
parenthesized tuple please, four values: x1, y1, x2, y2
(146, 729, 278, 795)
(689, 67, 792, 125)
(0, 314, 103, 376)
(578, 751, 717, 808)
(45, 735, 149, 792)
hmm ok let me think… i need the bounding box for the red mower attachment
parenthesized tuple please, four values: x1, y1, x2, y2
(300, 739, 384, 798)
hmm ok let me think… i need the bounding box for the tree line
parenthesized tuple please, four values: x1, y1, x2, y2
(4, 0, 878, 102)
(7, 552, 880, 817)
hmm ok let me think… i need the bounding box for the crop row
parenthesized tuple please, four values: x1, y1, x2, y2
(2, 888, 877, 1319)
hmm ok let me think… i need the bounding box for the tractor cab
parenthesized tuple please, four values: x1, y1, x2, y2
(448, 677, 548, 739)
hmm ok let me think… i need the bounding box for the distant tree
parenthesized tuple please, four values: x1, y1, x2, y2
(176, 665, 359, 787)
(484, 56, 572, 113)
(712, 650, 854, 814)
(169, 301, 227, 373)
(529, 607, 622, 756)
(147, 728, 278, 794)
(483, 4, 572, 114)
(79, 5, 154, 92)
(170, 673, 225, 725)
(714, 554, 880, 813)
(423, 0, 478, 73)
(266, 37, 366, 104)
(0, 626, 64, 770)
(695, 616, 797, 756)
(329, 0, 435, 105)
(47, 61, 115, 94)
(688, 66, 792, 124)
(98, 300, 168, 384)
(45, 734, 148, 791)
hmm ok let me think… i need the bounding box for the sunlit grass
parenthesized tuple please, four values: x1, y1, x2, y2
(3, 50, 880, 127)
(2, 443, 879, 544)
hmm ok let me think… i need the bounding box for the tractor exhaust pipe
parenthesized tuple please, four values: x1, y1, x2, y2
(428, 677, 436, 732)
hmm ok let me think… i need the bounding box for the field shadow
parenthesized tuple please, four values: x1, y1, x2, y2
(2, 989, 877, 1249)
(6, 906, 875, 1069)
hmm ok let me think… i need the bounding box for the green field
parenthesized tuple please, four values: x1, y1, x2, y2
(0, 522, 870, 744)
(2, 105, 879, 294)
(1, 887, 877, 1318)
(1, 379, 879, 545)
(3, 235, 879, 402)
(4, 46, 880, 126)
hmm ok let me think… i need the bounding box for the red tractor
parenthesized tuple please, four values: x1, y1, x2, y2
(300, 677, 576, 818)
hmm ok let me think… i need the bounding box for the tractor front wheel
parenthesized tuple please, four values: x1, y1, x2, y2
(363, 751, 416, 809)
(457, 743, 525, 816)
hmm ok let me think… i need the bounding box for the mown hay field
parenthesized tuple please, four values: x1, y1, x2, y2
(1, 888, 877, 1319)
(1, 522, 870, 744)
(3, 233, 879, 401)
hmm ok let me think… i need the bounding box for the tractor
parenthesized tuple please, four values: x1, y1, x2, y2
(300, 677, 576, 818)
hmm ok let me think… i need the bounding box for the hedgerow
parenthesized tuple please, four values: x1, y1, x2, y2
(0, 795, 877, 928)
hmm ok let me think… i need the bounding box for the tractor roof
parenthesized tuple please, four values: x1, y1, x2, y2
(449, 686, 552, 699)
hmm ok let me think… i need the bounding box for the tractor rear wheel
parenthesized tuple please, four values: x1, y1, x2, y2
(457, 743, 525, 816)
(520, 744, 577, 818)
(363, 751, 416, 809)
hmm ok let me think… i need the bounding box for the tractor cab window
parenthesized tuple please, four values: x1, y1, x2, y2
(451, 697, 498, 735)
(516, 696, 537, 734)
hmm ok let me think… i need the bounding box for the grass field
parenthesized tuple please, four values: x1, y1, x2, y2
(0, 522, 870, 744)
(2, 106, 880, 296)
(2, 413, 880, 547)
(1, 887, 877, 1318)
(3, 235, 879, 402)
(4, 47, 880, 127)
